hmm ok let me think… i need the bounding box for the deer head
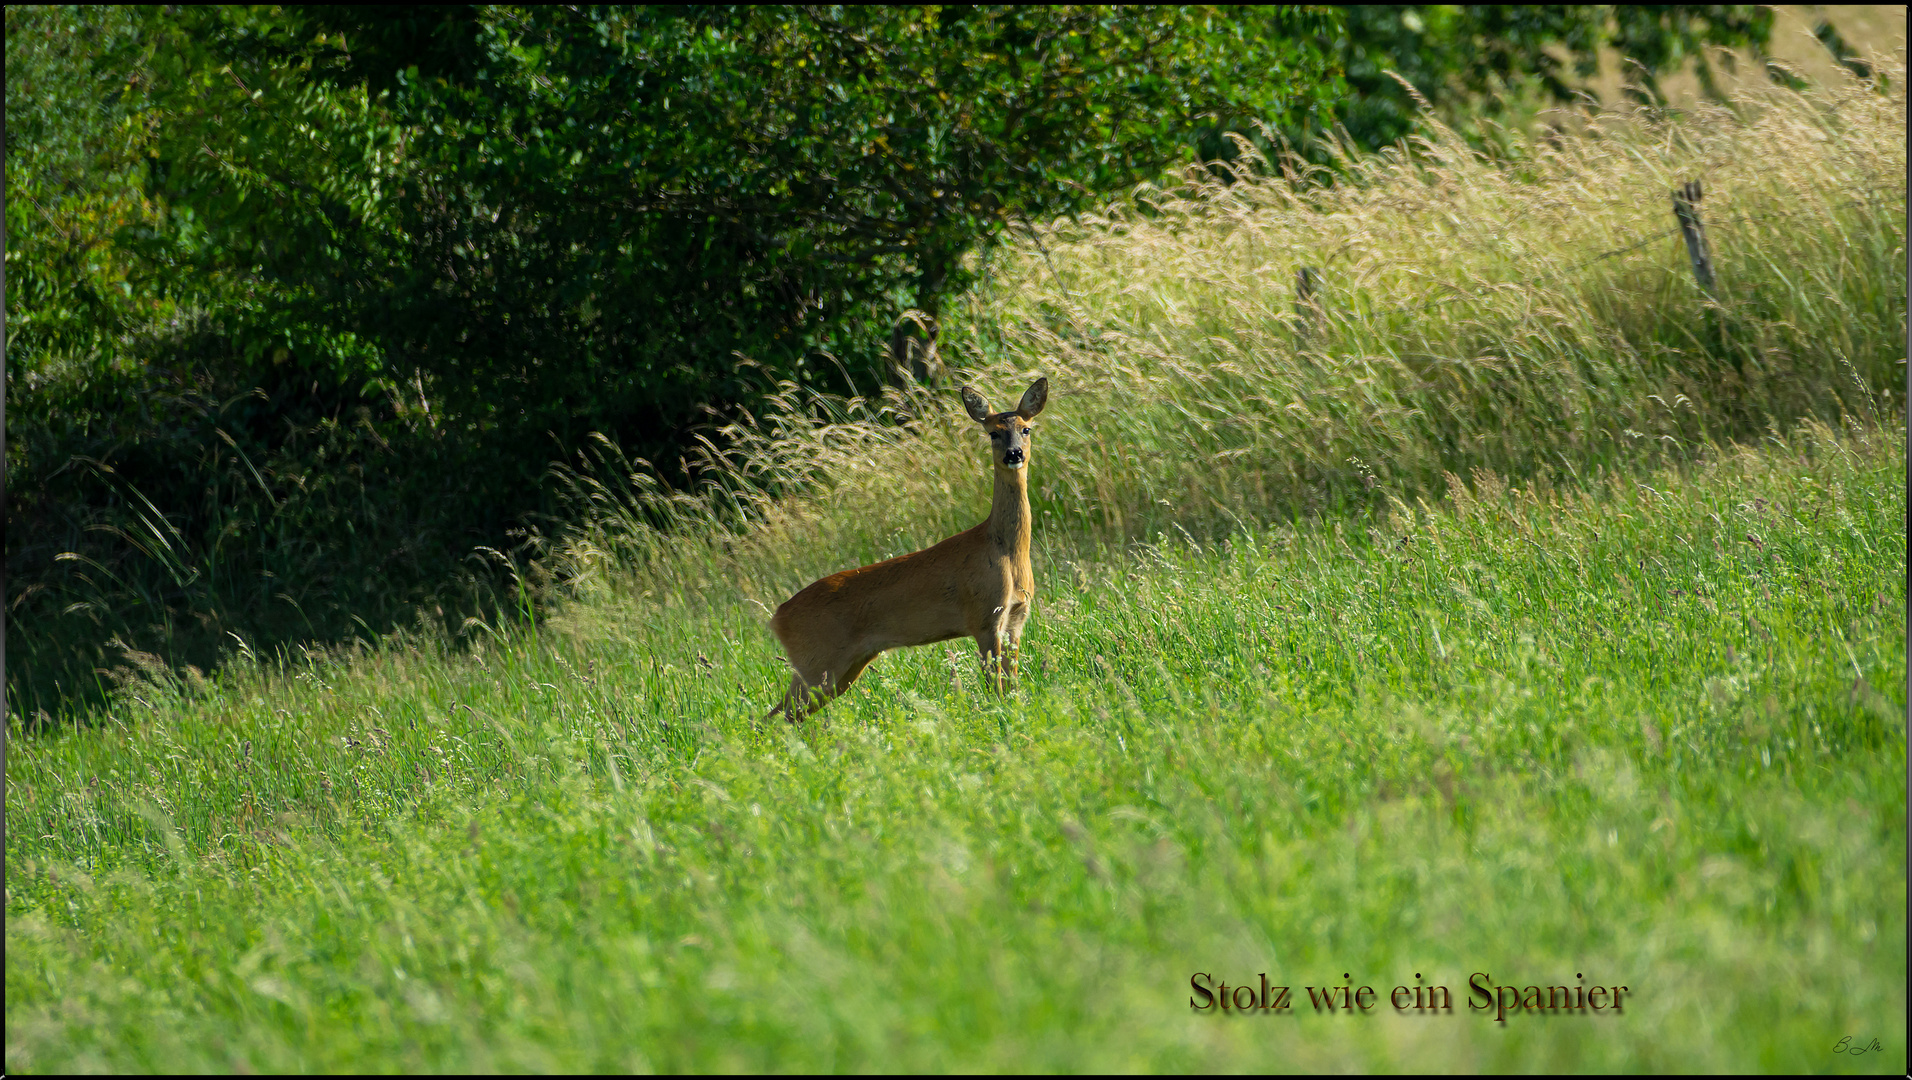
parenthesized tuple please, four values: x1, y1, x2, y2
(961, 378, 1048, 470)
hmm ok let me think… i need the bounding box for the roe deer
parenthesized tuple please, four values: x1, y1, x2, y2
(769, 378, 1049, 720)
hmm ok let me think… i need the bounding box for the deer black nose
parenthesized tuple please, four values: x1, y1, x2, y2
(1003, 447, 1024, 465)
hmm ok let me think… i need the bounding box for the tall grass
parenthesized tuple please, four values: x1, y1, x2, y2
(550, 56, 1904, 613)
(7, 57, 1906, 1073)
(7, 419, 1903, 1071)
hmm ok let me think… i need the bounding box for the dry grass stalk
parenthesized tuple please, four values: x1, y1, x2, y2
(549, 55, 1906, 624)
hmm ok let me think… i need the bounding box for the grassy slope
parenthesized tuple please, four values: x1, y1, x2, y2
(6, 423, 1903, 1072)
(565, 54, 1902, 627)
(9, 55, 1907, 1074)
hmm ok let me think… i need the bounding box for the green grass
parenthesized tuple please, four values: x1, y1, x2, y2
(8, 421, 1903, 1071)
(9, 58, 1907, 1073)
(13, 53, 1905, 731)
(545, 56, 1903, 641)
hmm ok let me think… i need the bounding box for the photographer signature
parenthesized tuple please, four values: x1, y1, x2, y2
(1831, 1036, 1881, 1056)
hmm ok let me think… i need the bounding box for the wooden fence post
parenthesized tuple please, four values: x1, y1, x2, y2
(1670, 180, 1716, 298)
(890, 314, 940, 385)
(1294, 265, 1321, 344)
(1672, 178, 1738, 369)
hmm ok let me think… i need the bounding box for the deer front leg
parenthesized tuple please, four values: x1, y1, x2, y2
(1004, 598, 1032, 682)
(976, 602, 1016, 694)
(777, 653, 878, 722)
(975, 634, 1006, 694)
(777, 673, 836, 722)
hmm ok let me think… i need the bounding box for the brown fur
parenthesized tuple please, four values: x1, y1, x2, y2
(769, 378, 1048, 719)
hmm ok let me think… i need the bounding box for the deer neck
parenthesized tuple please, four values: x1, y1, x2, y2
(985, 464, 1032, 559)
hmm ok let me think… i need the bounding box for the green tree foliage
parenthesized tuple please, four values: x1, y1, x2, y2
(4, 6, 165, 384)
(135, 5, 1342, 481)
(6, 5, 1341, 719)
(1318, 6, 1776, 155)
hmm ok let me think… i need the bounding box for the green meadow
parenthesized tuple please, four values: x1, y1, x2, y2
(7, 58, 1906, 1072)
(8, 423, 1905, 1071)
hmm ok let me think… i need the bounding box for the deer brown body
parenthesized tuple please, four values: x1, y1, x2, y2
(769, 378, 1048, 720)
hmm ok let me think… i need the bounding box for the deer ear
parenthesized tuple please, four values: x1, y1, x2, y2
(1016, 377, 1048, 419)
(960, 386, 992, 422)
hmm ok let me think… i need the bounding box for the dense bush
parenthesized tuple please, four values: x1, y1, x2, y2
(7, 5, 1342, 720)
(1314, 5, 1778, 156)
